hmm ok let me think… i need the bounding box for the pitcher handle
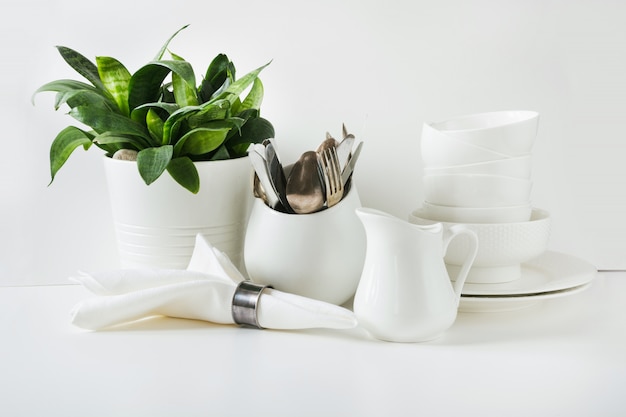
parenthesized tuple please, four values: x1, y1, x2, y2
(442, 225, 479, 303)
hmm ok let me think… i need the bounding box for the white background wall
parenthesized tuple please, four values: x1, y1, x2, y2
(2, 0, 625, 285)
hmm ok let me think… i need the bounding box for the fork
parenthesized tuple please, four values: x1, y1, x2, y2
(320, 145, 344, 208)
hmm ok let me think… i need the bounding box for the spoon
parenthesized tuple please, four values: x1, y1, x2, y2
(285, 151, 326, 214)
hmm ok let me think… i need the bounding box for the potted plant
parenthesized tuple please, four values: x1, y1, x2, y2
(34, 25, 275, 269)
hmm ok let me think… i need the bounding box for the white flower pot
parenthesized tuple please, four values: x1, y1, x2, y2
(104, 156, 253, 270)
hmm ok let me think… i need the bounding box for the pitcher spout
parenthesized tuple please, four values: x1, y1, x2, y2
(355, 207, 442, 234)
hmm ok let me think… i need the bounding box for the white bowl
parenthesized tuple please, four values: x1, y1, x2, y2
(423, 174, 532, 208)
(408, 208, 551, 284)
(244, 186, 366, 306)
(421, 123, 513, 167)
(428, 110, 539, 156)
(423, 154, 532, 179)
(421, 201, 532, 223)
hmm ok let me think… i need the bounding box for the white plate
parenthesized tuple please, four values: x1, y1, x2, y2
(459, 283, 592, 312)
(458, 251, 596, 312)
(461, 251, 596, 296)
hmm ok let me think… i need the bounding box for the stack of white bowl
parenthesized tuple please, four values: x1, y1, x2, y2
(411, 110, 551, 284)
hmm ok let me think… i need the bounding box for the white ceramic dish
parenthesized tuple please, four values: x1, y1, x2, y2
(409, 208, 551, 283)
(423, 174, 533, 208)
(423, 155, 532, 179)
(461, 250, 595, 296)
(459, 283, 591, 312)
(428, 110, 539, 156)
(420, 123, 513, 167)
(420, 201, 532, 223)
(458, 251, 596, 312)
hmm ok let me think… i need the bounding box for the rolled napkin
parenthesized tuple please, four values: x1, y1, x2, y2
(70, 234, 357, 331)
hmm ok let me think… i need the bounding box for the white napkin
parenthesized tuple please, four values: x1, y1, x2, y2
(70, 234, 357, 331)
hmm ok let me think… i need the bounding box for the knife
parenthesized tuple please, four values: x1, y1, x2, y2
(263, 139, 294, 213)
(247, 146, 280, 209)
(341, 141, 363, 187)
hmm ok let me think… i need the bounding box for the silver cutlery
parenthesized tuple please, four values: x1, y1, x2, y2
(249, 124, 362, 214)
(264, 139, 294, 213)
(341, 140, 363, 187)
(320, 144, 344, 208)
(285, 151, 326, 214)
(336, 124, 355, 172)
(247, 146, 280, 209)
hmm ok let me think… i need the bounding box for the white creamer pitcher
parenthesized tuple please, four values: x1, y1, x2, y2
(353, 208, 479, 342)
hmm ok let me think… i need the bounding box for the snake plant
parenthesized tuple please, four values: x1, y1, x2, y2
(33, 25, 274, 193)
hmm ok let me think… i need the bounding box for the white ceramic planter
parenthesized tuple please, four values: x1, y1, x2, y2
(104, 156, 253, 270)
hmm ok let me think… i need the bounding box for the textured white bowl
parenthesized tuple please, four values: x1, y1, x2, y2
(423, 174, 532, 208)
(423, 155, 532, 179)
(409, 208, 551, 284)
(421, 202, 532, 223)
(428, 110, 539, 156)
(421, 123, 512, 167)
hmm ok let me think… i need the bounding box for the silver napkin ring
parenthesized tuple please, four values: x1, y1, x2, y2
(232, 281, 271, 329)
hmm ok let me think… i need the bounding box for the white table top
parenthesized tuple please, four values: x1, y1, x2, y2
(1, 271, 625, 417)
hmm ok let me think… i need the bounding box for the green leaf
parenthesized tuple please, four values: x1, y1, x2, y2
(170, 51, 198, 106)
(153, 60, 197, 96)
(213, 61, 271, 105)
(166, 156, 199, 193)
(69, 105, 149, 137)
(162, 60, 197, 99)
(94, 131, 150, 150)
(172, 67, 199, 106)
(131, 101, 179, 127)
(238, 78, 264, 112)
(230, 97, 243, 115)
(160, 83, 176, 103)
(220, 117, 246, 132)
(128, 64, 172, 115)
(134, 102, 180, 116)
(136, 145, 173, 185)
(129, 60, 197, 113)
(32, 79, 100, 107)
(96, 56, 131, 116)
(146, 109, 164, 144)
(198, 54, 231, 102)
(154, 25, 189, 60)
(228, 108, 258, 131)
(56, 46, 107, 93)
(63, 89, 120, 113)
(209, 144, 232, 160)
(49, 126, 94, 183)
(187, 99, 231, 127)
(161, 105, 201, 144)
(226, 116, 275, 157)
(174, 127, 230, 156)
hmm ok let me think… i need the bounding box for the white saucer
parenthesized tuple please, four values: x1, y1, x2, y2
(459, 251, 596, 312)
